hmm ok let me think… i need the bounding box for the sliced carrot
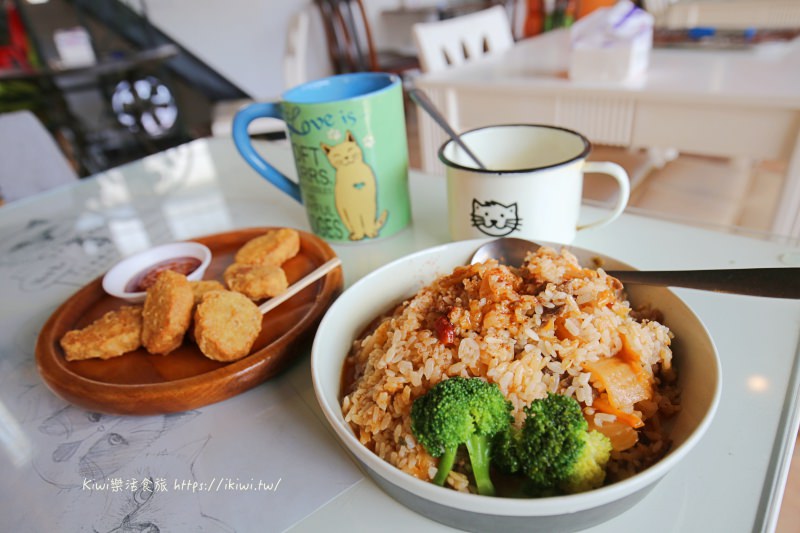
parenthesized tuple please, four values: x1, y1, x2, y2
(584, 356, 651, 410)
(592, 396, 644, 428)
(618, 332, 656, 396)
(589, 417, 639, 451)
(554, 316, 575, 341)
(618, 333, 644, 365)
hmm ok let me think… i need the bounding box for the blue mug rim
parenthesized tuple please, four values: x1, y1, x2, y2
(282, 72, 401, 105)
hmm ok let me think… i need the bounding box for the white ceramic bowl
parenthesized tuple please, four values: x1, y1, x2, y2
(311, 239, 721, 532)
(102, 242, 212, 303)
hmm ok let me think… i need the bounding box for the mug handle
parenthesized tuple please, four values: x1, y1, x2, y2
(577, 161, 631, 231)
(232, 102, 302, 202)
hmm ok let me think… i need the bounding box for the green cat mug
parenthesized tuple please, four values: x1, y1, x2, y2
(232, 72, 411, 243)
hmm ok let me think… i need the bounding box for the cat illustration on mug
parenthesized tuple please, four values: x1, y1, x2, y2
(471, 199, 521, 237)
(321, 130, 387, 241)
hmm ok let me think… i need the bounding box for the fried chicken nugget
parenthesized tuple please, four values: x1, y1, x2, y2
(60, 306, 143, 361)
(190, 279, 225, 304)
(193, 290, 262, 362)
(223, 262, 288, 300)
(142, 270, 194, 355)
(234, 228, 300, 267)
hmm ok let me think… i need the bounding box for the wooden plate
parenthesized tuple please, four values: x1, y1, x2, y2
(35, 227, 343, 415)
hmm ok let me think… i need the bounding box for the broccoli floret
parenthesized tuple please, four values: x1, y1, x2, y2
(410, 376, 512, 496)
(492, 392, 612, 495)
(560, 429, 613, 494)
(492, 424, 521, 475)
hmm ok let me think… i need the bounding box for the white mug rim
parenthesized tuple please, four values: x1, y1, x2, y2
(438, 123, 591, 175)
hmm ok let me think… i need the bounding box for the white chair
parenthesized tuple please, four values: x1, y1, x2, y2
(412, 5, 514, 73)
(0, 110, 78, 204)
(210, 6, 312, 137)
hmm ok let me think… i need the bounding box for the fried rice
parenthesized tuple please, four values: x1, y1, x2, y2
(341, 246, 680, 494)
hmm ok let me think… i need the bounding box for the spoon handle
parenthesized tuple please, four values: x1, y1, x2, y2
(408, 88, 486, 170)
(605, 267, 800, 299)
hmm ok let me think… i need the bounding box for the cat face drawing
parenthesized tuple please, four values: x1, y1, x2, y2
(470, 199, 521, 237)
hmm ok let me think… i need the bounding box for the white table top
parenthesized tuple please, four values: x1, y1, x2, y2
(418, 29, 800, 108)
(1, 137, 799, 532)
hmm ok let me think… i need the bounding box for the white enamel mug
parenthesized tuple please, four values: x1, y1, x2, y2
(439, 124, 630, 244)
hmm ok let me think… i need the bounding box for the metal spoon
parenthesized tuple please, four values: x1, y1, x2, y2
(408, 88, 487, 170)
(470, 237, 800, 299)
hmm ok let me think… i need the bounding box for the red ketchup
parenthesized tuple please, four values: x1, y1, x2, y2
(125, 257, 201, 292)
(434, 315, 456, 346)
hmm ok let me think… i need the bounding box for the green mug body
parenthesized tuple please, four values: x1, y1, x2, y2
(233, 72, 411, 243)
